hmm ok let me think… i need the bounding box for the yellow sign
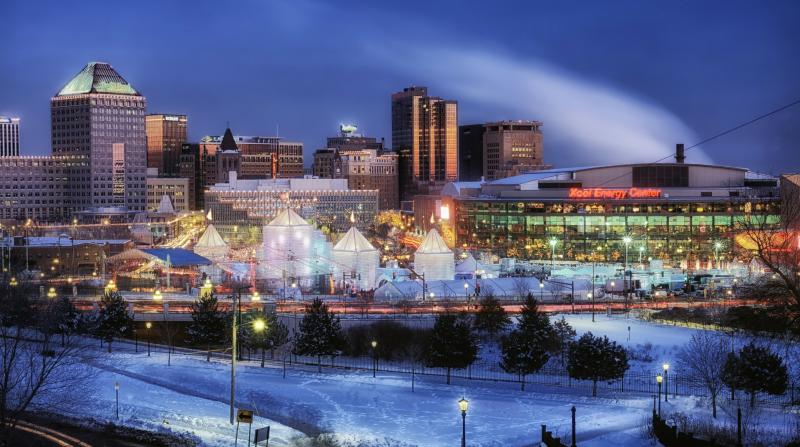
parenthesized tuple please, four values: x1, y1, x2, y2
(237, 409, 253, 424)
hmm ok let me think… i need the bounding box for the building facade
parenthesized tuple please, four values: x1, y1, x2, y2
(458, 124, 484, 181)
(51, 62, 147, 215)
(0, 155, 88, 221)
(444, 157, 780, 265)
(0, 117, 20, 157)
(204, 174, 379, 246)
(483, 120, 545, 180)
(146, 114, 187, 175)
(179, 143, 202, 210)
(200, 133, 304, 179)
(391, 86, 458, 201)
(146, 168, 189, 213)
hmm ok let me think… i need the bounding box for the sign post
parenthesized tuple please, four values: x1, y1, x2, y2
(235, 409, 253, 446)
(254, 426, 270, 446)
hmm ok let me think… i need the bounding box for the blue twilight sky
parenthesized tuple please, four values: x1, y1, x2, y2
(1, 0, 799, 173)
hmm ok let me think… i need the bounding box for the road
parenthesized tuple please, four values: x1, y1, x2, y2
(13, 420, 92, 447)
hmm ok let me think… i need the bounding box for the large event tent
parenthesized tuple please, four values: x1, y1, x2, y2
(413, 229, 455, 281)
(331, 226, 379, 291)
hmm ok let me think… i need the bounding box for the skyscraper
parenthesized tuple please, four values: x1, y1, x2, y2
(146, 114, 187, 175)
(0, 117, 20, 157)
(391, 86, 458, 201)
(482, 120, 545, 180)
(458, 124, 484, 181)
(51, 62, 147, 215)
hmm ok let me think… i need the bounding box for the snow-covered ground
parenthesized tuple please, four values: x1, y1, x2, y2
(58, 314, 795, 447)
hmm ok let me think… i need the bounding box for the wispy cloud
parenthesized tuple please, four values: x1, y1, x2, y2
(372, 46, 710, 165)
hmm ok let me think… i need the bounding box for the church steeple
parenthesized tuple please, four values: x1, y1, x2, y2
(220, 127, 238, 151)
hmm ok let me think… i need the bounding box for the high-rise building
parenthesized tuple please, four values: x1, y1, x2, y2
(458, 124, 484, 181)
(0, 117, 20, 157)
(146, 114, 187, 175)
(146, 168, 189, 213)
(51, 62, 147, 215)
(178, 143, 202, 210)
(482, 120, 546, 180)
(391, 86, 458, 201)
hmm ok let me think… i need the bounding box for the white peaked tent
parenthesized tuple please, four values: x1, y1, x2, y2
(455, 254, 479, 274)
(157, 194, 175, 214)
(261, 209, 330, 281)
(414, 229, 455, 281)
(194, 224, 229, 260)
(332, 226, 379, 291)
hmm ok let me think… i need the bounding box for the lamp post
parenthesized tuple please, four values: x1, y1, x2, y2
(145, 322, 152, 356)
(588, 292, 594, 323)
(458, 397, 469, 447)
(253, 317, 266, 367)
(662, 363, 669, 402)
(656, 374, 663, 416)
(539, 281, 544, 301)
(115, 382, 120, 420)
(463, 282, 469, 302)
(549, 238, 557, 270)
(371, 340, 378, 378)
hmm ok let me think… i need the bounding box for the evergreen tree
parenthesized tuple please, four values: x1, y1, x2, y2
(722, 342, 788, 408)
(186, 293, 227, 361)
(425, 313, 479, 384)
(52, 296, 80, 347)
(552, 317, 577, 365)
(567, 332, 629, 397)
(241, 310, 289, 367)
(96, 291, 133, 353)
(293, 298, 344, 372)
(472, 294, 511, 337)
(500, 296, 555, 390)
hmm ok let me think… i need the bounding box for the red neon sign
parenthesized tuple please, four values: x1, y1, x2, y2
(568, 187, 662, 199)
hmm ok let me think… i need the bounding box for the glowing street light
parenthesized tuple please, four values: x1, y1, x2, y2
(662, 363, 670, 402)
(371, 340, 378, 378)
(145, 322, 152, 356)
(9, 277, 17, 287)
(251, 290, 261, 302)
(153, 289, 163, 301)
(656, 374, 663, 416)
(252, 318, 266, 332)
(105, 279, 117, 293)
(458, 397, 469, 447)
(46, 287, 57, 299)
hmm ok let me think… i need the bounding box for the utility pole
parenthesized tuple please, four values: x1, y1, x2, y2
(230, 291, 237, 425)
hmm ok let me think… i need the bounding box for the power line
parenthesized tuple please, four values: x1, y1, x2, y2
(592, 97, 800, 187)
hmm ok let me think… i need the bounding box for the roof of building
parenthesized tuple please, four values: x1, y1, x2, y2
(56, 62, 139, 96)
(266, 209, 310, 227)
(195, 224, 228, 249)
(415, 229, 452, 254)
(220, 128, 239, 151)
(140, 248, 212, 266)
(333, 226, 377, 253)
(1, 236, 130, 248)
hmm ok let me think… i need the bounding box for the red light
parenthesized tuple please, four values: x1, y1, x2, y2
(568, 187, 661, 199)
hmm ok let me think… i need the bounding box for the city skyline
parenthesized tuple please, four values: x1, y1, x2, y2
(2, 1, 799, 173)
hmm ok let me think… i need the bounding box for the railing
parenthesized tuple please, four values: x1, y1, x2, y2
(652, 411, 727, 447)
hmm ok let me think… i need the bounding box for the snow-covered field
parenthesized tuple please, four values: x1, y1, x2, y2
(60, 314, 795, 447)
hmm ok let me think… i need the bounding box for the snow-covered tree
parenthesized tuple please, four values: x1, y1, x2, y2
(472, 294, 510, 337)
(186, 293, 227, 361)
(242, 310, 289, 367)
(552, 316, 577, 365)
(567, 332, 629, 397)
(678, 332, 728, 417)
(293, 298, 344, 372)
(425, 313, 478, 384)
(500, 330, 550, 391)
(722, 342, 788, 408)
(95, 291, 133, 353)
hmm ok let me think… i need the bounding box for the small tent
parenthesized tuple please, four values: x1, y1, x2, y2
(413, 229, 455, 281)
(194, 224, 229, 260)
(332, 226, 379, 291)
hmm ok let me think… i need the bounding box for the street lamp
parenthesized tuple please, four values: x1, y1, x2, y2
(549, 238, 558, 270)
(46, 287, 57, 299)
(371, 340, 378, 378)
(105, 279, 116, 293)
(463, 282, 469, 301)
(662, 363, 670, 402)
(458, 397, 469, 447)
(145, 322, 152, 356)
(115, 382, 120, 420)
(153, 289, 163, 301)
(253, 318, 266, 333)
(588, 292, 594, 322)
(252, 290, 261, 302)
(9, 277, 17, 287)
(656, 374, 663, 416)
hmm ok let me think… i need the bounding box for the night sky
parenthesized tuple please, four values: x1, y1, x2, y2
(2, 0, 799, 173)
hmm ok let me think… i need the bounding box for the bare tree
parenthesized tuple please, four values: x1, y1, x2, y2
(0, 285, 96, 444)
(677, 332, 728, 418)
(734, 192, 800, 327)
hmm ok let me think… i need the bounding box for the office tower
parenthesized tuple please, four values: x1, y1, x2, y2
(146, 168, 189, 213)
(483, 120, 545, 180)
(458, 124, 484, 181)
(51, 62, 147, 214)
(179, 143, 203, 210)
(146, 114, 187, 175)
(391, 86, 458, 201)
(0, 117, 20, 157)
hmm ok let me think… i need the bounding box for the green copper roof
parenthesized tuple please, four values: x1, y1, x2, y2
(56, 62, 139, 96)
